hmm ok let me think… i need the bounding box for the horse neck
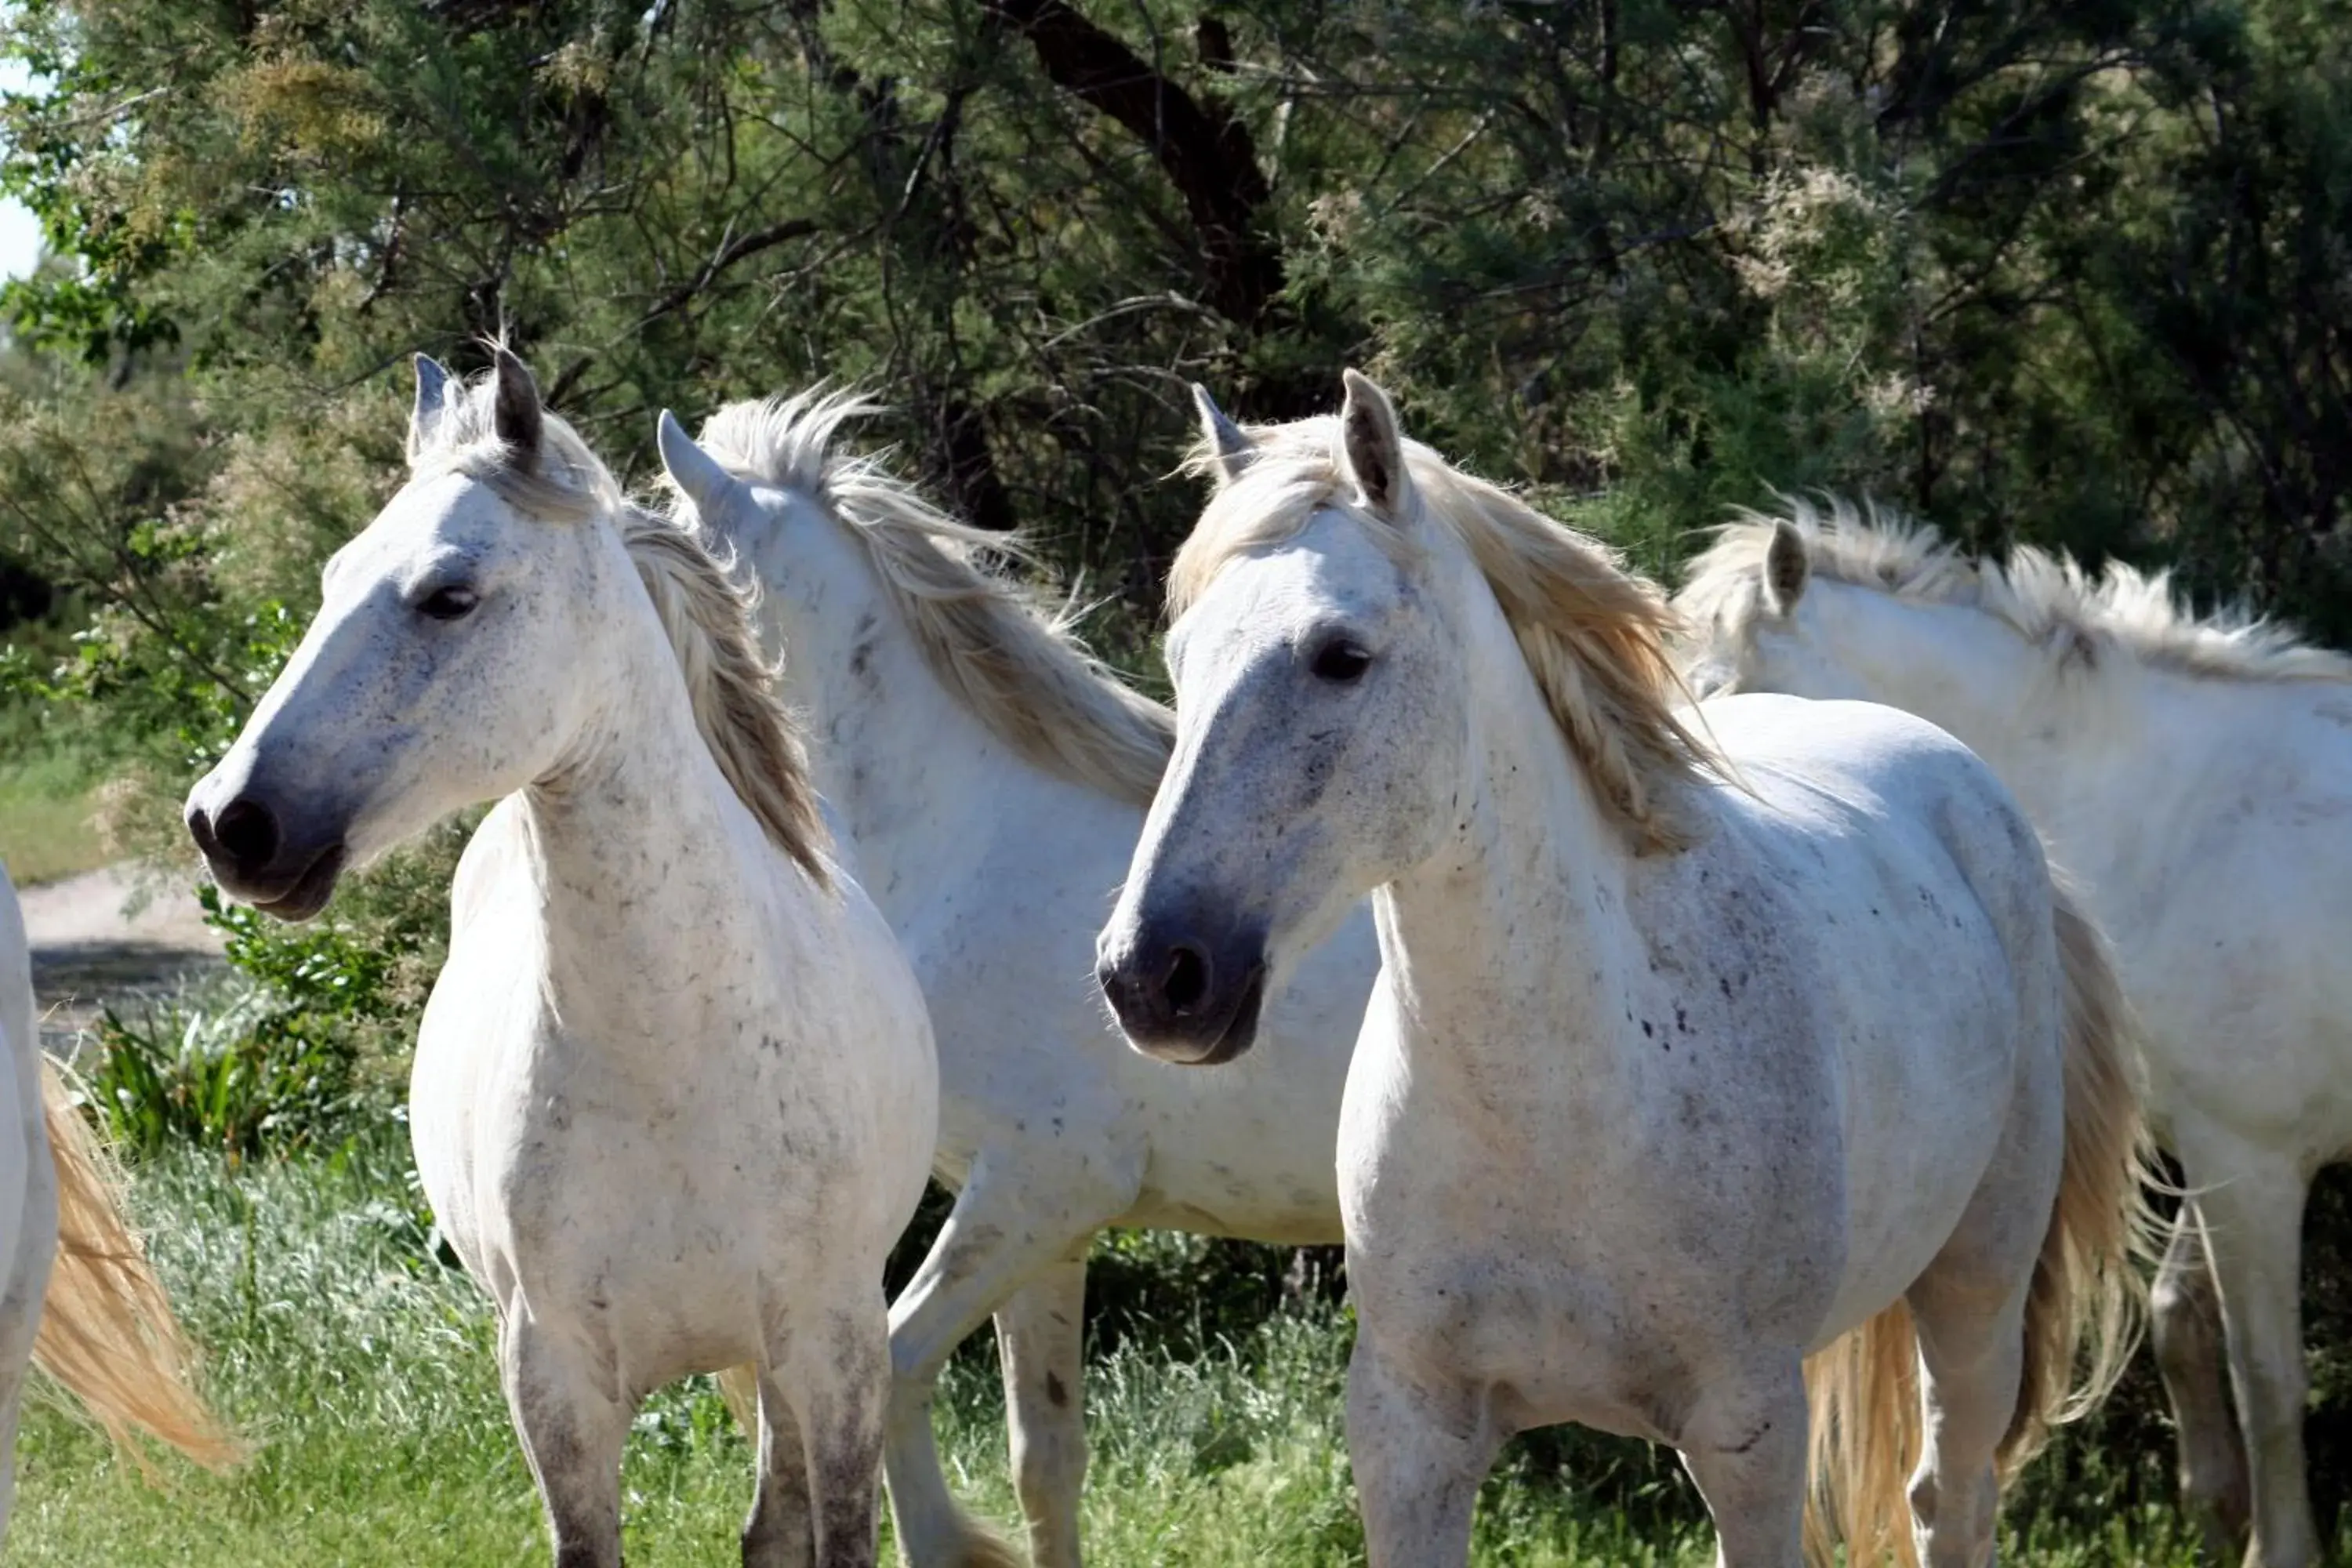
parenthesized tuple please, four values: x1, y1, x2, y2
(750, 491, 1131, 915)
(1373, 551, 1646, 1112)
(521, 547, 781, 1040)
(1804, 580, 2157, 830)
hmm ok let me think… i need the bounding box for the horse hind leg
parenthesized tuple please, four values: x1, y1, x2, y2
(2150, 1206, 2251, 1560)
(499, 1319, 633, 1568)
(1903, 1266, 2027, 1568)
(884, 1156, 1131, 1567)
(1674, 1356, 1809, 1568)
(996, 1254, 1089, 1568)
(2171, 1133, 2321, 1568)
(768, 1301, 893, 1568)
(744, 1363, 815, 1567)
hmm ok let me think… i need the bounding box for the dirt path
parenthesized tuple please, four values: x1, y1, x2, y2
(19, 863, 226, 1055)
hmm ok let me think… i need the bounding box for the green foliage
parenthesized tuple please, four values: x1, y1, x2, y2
(4, 1146, 2249, 1565)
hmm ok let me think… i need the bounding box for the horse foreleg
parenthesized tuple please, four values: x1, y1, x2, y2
(1345, 1342, 1501, 1568)
(499, 1317, 633, 1568)
(2151, 1206, 2252, 1560)
(2176, 1134, 2320, 1568)
(884, 1159, 1130, 1567)
(995, 1254, 1089, 1568)
(1675, 1359, 1809, 1568)
(768, 1302, 893, 1568)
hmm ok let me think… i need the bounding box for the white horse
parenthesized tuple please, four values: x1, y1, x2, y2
(653, 393, 1377, 1568)
(1097, 374, 2151, 1568)
(183, 352, 938, 1568)
(0, 866, 238, 1544)
(1679, 502, 2352, 1567)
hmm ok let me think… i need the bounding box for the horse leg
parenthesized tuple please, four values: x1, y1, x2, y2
(0, 1326, 31, 1539)
(499, 1318, 633, 1568)
(884, 1158, 1130, 1567)
(994, 1254, 1089, 1568)
(1675, 1359, 1809, 1568)
(770, 1303, 894, 1568)
(1345, 1342, 1501, 1568)
(2175, 1134, 2319, 1568)
(743, 1363, 815, 1568)
(1904, 1274, 2028, 1568)
(2151, 1206, 2252, 1560)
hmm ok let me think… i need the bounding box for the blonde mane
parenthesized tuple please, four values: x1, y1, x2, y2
(1171, 418, 1719, 854)
(1681, 495, 2352, 685)
(412, 368, 832, 882)
(688, 390, 1175, 806)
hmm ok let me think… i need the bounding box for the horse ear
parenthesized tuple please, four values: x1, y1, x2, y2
(1338, 368, 1414, 519)
(491, 347, 543, 466)
(1191, 383, 1254, 489)
(1763, 517, 1809, 615)
(407, 354, 452, 463)
(657, 409, 739, 515)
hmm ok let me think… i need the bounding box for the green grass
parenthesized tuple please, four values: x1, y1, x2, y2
(0, 1142, 2242, 1566)
(0, 746, 105, 887)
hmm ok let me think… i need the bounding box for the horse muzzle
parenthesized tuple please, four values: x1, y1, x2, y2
(1095, 909, 1272, 1066)
(184, 778, 350, 923)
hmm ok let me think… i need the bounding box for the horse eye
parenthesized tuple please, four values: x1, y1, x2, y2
(417, 586, 480, 622)
(1310, 639, 1373, 684)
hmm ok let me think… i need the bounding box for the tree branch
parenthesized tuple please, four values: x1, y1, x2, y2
(982, 0, 1282, 325)
(633, 216, 818, 332)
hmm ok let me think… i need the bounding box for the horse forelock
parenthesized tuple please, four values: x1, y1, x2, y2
(1174, 418, 1719, 854)
(685, 391, 1174, 806)
(1682, 495, 2352, 687)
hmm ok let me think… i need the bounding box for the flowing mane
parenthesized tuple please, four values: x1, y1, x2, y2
(1682, 495, 2352, 685)
(1171, 417, 1718, 853)
(688, 390, 1176, 806)
(412, 367, 833, 881)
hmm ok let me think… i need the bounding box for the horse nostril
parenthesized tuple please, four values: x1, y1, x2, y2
(212, 797, 281, 870)
(1162, 942, 1212, 1016)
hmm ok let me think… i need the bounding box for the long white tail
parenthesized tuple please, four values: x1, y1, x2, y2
(1802, 868, 2155, 1565)
(34, 1061, 240, 1469)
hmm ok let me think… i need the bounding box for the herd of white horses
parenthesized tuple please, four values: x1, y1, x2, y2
(0, 347, 2336, 1567)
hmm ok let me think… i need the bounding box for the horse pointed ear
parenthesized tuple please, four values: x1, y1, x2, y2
(1338, 368, 1413, 519)
(491, 347, 543, 466)
(1191, 383, 1254, 489)
(407, 354, 452, 463)
(1763, 517, 1810, 615)
(657, 409, 738, 515)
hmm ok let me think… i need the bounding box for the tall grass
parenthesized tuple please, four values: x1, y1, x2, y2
(0, 1140, 2238, 1565)
(0, 746, 103, 887)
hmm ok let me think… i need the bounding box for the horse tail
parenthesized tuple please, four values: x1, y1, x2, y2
(717, 1361, 1022, 1566)
(2001, 868, 2154, 1473)
(1800, 867, 2156, 1566)
(34, 1060, 240, 1471)
(1801, 1299, 1922, 1567)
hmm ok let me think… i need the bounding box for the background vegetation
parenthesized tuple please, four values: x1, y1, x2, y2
(2, 0, 2350, 1557)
